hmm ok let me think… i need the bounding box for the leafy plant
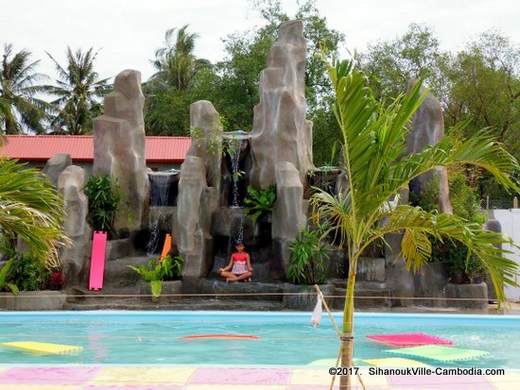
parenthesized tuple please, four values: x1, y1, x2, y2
(288, 228, 329, 285)
(129, 255, 184, 298)
(0, 159, 68, 264)
(84, 175, 120, 233)
(0, 260, 19, 295)
(415, 169, 487, 282)
(244, 185, 276, 223)
(0, 253, 50, 293)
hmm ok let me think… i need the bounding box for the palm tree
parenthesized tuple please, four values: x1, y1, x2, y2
(0, 44, 48, 134)
(151, 25, 210, 90)
(45, 47, 109, 135)
(311, 61, 519, 389)
(0, 158, 68, 266)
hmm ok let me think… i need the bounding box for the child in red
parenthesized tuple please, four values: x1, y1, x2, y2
(219, 242, 253, 282)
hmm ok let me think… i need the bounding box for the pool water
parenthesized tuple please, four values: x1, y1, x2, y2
(0, 311, 518, 367)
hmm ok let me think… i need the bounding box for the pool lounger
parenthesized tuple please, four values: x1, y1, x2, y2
(1, 341, 83, 355)
(367, 332, 453, 347)
(363, 357, 430, 367)
(384, 345, 489, 362)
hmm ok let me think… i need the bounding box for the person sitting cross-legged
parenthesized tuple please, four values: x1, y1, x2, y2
(219, 242, 253, 282)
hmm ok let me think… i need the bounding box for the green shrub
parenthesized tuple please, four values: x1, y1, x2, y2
(129, 255, 183, 298)
(288, 228, 329, 285)
(244, 185, 276, 223)
(414, 170, 486, 282)
(84, 175, 120, 233)
(0, 253, 50, 293)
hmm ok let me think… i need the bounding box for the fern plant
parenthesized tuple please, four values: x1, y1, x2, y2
(244, 185, 276, 223)
(129, 255, 184, 298)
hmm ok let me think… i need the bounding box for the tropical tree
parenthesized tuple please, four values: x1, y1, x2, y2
(311, 61, 519, 389)
(150, 25, 209, 90)
(45, 47, 109, 135)
(0, 44, 48, 134)
(359, 24, 451, 104)
(0, 158, 68, 266)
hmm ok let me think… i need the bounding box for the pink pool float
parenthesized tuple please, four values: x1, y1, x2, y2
(367, 332, 453, 347)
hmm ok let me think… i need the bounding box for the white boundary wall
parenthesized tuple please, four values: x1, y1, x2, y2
(491, 209, 520, 301)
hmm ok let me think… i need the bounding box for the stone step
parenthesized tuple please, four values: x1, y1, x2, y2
(103, 256, 155, 289)
(198, 279, 284, 301)
(64, 298, 285, 311)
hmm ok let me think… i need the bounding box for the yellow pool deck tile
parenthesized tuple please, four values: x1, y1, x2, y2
(290, 367, 389, 387)
(289, 368, 331, 385)
(186, 386, 286, 390)
(486, 373, 520, 390)
(90, 366, 196, 385)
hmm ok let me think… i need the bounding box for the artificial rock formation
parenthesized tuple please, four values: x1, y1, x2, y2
(249, 20, 314, 189)
(43, 153, 72, 186)
(188, 100, 223, 190)
(272, 161, 307, 272)
(177, 101, 222, 290)
(93, 69, 149, 232)
(57, 165, 91, 286)
(407, 83, 452, 214)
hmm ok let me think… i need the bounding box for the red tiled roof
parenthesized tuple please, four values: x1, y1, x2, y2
(0, 135, 192, 164)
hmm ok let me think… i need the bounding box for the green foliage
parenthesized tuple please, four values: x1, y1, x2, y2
(359, 23, 450, 103)
(0, 44, 48, 134)
(6, 253, 50, 292)
(84, 175, 120, 233)
(129, 255, 184, 298)
(44, 47, 110, 134)
(0, 159, 68, 263)
(244, 185, 276, 223)
(0, 260, 19, 295)
(414, 169, 488, 282)
(288, 228, 328, 285)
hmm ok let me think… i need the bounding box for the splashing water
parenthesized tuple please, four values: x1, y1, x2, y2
(146, 219, 160, 255)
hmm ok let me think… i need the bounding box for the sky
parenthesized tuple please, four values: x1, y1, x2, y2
(0, 0, 518, 82)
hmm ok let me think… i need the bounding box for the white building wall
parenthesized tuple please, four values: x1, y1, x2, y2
(491, 209, 520, 302)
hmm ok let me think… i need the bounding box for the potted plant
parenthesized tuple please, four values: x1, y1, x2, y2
(129, 255, 183, 302)
(284, 227, 332, 309)
(244, 185, 276, 240)
(84, 175, 120, 238)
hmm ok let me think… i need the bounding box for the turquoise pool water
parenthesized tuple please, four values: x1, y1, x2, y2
(0, 311, 518, 367)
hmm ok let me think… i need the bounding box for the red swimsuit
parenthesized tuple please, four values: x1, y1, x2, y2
(231, 252, 249, 274)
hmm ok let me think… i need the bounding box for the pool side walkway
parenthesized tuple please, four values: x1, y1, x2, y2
(0, 366, 518, 390)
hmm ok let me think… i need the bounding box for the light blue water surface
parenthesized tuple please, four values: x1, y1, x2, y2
(0, 311, 518, 367)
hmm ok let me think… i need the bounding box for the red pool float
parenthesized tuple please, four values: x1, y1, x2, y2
(181, 334, 260, 341)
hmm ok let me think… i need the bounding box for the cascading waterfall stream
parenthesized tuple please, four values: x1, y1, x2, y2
(228, 136, 245, 246)
(146, 174, 171, 255)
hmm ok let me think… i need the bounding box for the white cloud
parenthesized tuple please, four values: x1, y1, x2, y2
(0, 0, 518, 82)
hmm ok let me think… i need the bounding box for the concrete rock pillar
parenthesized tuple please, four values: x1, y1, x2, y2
(57, 165, 91, 286)
(93, 69, 149, 233)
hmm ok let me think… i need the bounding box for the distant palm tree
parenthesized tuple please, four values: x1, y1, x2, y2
(0, 44, 48, 134)
(45, 47, 109, 135)
(151, 25, 210, 90)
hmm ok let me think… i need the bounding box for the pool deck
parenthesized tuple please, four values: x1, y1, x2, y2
(0, 365, 518, 390)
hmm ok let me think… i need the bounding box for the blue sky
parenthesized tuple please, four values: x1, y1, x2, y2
(1, 0, 518, 82)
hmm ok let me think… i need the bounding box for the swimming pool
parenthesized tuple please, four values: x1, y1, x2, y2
(0, 311, 518, 367)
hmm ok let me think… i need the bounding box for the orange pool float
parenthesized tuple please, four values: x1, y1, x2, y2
(181, 334, 260, 341)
